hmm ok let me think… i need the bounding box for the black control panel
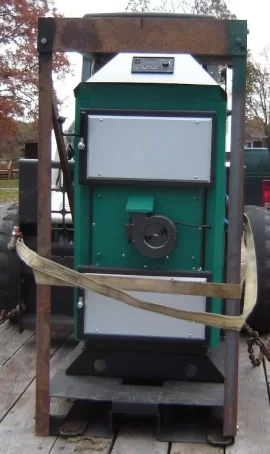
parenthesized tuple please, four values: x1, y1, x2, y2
(131, 56, 175, 74)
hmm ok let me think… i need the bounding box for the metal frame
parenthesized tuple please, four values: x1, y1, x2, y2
(37, 13, 247, 437)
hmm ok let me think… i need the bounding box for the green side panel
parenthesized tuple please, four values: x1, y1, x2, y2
(204, 102, 227, 347)
(244, 147, 269, 205)
(126, 195, 154, 213)
(74, 83, 227, 346)
(73, 97, 92, 340)
(92, 187, 203, 270)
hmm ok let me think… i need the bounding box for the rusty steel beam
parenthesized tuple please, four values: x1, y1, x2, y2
(223, 55, 247, 437)
(38, 16, 247, 58)
(36, 52, 53, 437)
(52, 92, 74, 220)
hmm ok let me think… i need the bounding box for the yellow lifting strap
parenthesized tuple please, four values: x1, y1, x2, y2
(13, 214, 257, 332)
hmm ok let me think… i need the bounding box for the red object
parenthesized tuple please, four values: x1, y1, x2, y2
(262, 180, 270, 208)
(12, 226, 23, 238)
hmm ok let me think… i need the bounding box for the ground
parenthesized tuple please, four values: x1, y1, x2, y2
(0, 320, 269, 454)
(0, 179, 18, 203)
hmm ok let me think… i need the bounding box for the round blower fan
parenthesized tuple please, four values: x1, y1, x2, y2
(126, 214, 177, 259)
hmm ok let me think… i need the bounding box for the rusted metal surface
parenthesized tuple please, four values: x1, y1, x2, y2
(38, 16, 247, 58)
(224, 56, 247, 437)
(36, 52, 53, 437)
(52, 92, 74, 220)
(21, 314, 73, 332)
(245, 323, 270, 367)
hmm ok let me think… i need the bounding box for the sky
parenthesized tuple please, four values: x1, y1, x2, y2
(52, 0, 270, 118)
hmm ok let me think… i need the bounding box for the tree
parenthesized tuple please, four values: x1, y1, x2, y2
(0, 0, 70, 137)
(126, 0, 236, 18)
(245, 49, 270, 149)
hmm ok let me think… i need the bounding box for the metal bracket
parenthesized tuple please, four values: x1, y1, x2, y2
(207, 429, 234, 447)
(38, 17, 56, 53)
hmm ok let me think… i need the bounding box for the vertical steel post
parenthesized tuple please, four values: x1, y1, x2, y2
(36, 52, 53, 436)
(224, 56, 247, 436)
(52, 92, 74, 220)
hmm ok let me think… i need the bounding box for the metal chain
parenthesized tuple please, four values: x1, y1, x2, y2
(244, 322, 270, 367)
(0, 305, 20, 327)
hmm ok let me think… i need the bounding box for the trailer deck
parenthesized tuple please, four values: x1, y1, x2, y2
(0, 321, 269, 454)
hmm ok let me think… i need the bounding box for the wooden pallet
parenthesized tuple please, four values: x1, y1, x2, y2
(0, 321, 269, 453)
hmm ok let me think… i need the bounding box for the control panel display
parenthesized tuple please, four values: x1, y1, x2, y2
(131, 56, 174, 74)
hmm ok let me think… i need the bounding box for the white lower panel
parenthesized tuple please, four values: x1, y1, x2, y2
(84, 275, 207, 340)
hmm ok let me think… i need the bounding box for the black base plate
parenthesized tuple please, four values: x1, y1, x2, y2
(51, 369, 224, 407)
(49, 400, 234, 445)
(66, 347, 224, 382)
(50, 368, 230, 443)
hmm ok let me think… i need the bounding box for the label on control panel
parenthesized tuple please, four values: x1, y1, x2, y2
(131, 56, 175, 74)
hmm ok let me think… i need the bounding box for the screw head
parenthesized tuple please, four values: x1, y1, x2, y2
(235, 37, 242, 45)
(94, 358, 106, 372)
(40, 37, 47, 44)
(98, 173, 101, 176)
(77, 300, 84, 309)
(194, 176, 198, 180)
(144, 265, 147, 268)
(122, 253, 125, 257)
(78, 141, 85, 150)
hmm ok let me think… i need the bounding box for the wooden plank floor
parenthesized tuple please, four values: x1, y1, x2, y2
(0, 322, 269, 454)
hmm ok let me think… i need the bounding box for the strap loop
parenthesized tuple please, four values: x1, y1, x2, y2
(13, 214, 257, 332)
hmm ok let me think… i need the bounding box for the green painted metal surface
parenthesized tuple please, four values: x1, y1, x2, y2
(74, 82, 227, 346)
(126, 195, 155, 213)
(244, 148, 270, 172)
(227, 20, 248, 56)
(244, 148, 269, 206)
(92, 186, 203, 270)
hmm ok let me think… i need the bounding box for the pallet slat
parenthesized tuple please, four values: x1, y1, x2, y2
(50, 433, 113, 454)
(0, 335, 73, 454)
(0, 323, 33, 366)
(226, 335, 270, 453)
(0, 330, 68, 422)
(171, 444, 223, 453)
